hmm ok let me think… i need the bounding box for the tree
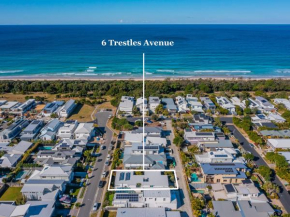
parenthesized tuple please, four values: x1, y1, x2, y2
(244, 153, 254, 162)
(173, 136, 183, 146)
(50, 113, 58, 118)
(155, 104, 164, 114)
(257, 165, 272, 181)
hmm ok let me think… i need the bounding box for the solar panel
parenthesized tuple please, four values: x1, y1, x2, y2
(242, 179, 252, 184)
(214, 155, 228, 158)
(225, 184, 235, 193)
(119, 172, 125, 181)
(137, 146, 159, 150)
(115, 194, 139, 202)
(125, 172, 131, 181)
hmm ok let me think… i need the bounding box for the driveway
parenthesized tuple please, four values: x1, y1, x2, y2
(77, 111, 113, 217)
(222, 117, 290, 213)
(165, 120, 193, 217)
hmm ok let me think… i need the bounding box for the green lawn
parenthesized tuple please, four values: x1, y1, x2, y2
(0, 187, 22, 201)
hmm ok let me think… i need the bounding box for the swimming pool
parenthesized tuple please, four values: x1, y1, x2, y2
(15, 170, 28, 180)
(39, 146, 53, 150)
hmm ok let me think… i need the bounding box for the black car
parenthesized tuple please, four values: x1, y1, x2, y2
(98, 180, 105, 188)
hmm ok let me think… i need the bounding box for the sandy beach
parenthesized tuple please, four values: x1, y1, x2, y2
(0, 75, 288, 81)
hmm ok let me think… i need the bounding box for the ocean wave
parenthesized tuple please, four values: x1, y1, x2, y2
(0, 70, 24, 74)
(276, 69, 290, 74)
(156, 69, 175, 73)
(88, 66, 97, 69)
(146, 72, 153, 75)
(193, 70, 251, 74)
(101, 72, 122, 76)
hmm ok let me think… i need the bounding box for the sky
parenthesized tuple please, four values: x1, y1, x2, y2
(0, 0, 290, 25)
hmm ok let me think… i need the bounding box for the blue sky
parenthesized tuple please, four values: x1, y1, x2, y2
(0, 0, 290, 24)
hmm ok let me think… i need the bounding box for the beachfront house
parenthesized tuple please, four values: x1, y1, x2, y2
(231, 97, 246, 109)
(216, 96, 236, 115)
(20, 120, 44, 141)
(42, 101, 64, 117)
(200, 97, 216, 112)
(175, 96, 190, 113)
(149, 97, 161, 113)
(118, 96, 135, 115)
(136, 97, 148, 114)
(10, 99, 36, 116)
(186, 94, 203, 112)
(161, 98, 177, 114)
(255, 96, 276, 113)
(58, 99, 76, 118)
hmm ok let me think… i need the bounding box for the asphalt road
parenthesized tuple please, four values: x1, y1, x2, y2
(220, 117, 290, 213)
(78, 111, 113, 217)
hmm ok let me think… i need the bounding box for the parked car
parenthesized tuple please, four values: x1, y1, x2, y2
(249, 143, 255, 148)
(99, 180, 105, 188)
(102, 171, 107, 178)
(101, 145, 106, 150)
(93, 202, 99, 211)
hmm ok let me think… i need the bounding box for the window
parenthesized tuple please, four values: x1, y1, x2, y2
(217, 179, 220, 183)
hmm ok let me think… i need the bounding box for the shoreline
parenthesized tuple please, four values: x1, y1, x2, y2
(0, 75, 289, 81)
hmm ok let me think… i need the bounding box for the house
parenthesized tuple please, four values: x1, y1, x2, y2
(200, 163, 247, 184)
(114, 171, 170, 189)
(0, 119, 29, 142)
(184, 129, 215, 145)
(195, 148, 241, 164)
(255, 96, 276, 113)
(231, 97, 246, 109)
(10, 99, 36, 116)
(35, 150, 78, 166)
(274, 98, 290, 110)
(149, 97, 161, 113)
(74, 123, 95, 141)
(39, 119, 62, 141)
(216, 96, 236, 114)
(267, 113, 286, 123)
(188, 113, 213, 128)
(267, 139, 290, 150)
(7, 140, 33, 155)
(175, 96, 189, 113)
(199, 140, 234, 152)
(123, 143, 167, 169)
(20, 120, 44, 141)
(42, 101, 64, 117)
(118, 96, 135, 115)
(0, 101, 20, 113)
(131, 127, 163, 137)
(212, 200, 274, 217)
(25, 201, 55, 217)
(251, 114, 272, 124)
(58, 99, 76, 118)
(0, 154, 22, 168)
(186, 94, 203, 112)
(243, 98, 260, 110)
(54, 138, 87, 149)
(136, 97, 148, 114)
(116, 208, 181, 217)
(259, 130, 290, 138)
(21, 178, 64, 201)
(57, 120, 78, 139)
(161, 98, 177, 114)
(113, 190, 177, 209)
(200, 97, 216, 112)
(211, 179, 268, 202)
(28, 165, 73, 182)
(0, 204, 31, 217)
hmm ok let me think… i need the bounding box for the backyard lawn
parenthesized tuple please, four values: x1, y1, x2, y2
(0, 187, 22, 201)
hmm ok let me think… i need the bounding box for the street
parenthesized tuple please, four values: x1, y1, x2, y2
(220, 117, 290, 213)
(77, 111, 113, 217)
(165, 120, 193, 217)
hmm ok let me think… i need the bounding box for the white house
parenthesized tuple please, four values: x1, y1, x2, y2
(39, 119, 62, 141)
(216, 96, 236, 114)
(274, 98, 290, 110)
(74, 123, 95, 141)
(136, 97, 148, 114)
(175, 96, 189, 113)
(149, 97, 161, 113)
(186, 94, 203, 112)
(255, 96, 276, 113)
(118, 96, 135, 115)
(231, 97, 246, 109)
(57, 120, 78, 139)
(58, 99, 76, 118)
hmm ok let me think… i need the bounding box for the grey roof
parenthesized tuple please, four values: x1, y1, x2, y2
(203, 140, 233, 148)
(0, 204, 16, 217)
(25, 200, 55, 217)
(8, 140, 32, 154)
(0, 154, 22, 167)
(201, 163, 247, 175)
(117, 208, 166, 217)
(143, 190, 170, 198)
(133, 127, 162, 134)
(161, 98, 177, 110)
(63, 99, 75, 111)
(23, 120, 43, 133)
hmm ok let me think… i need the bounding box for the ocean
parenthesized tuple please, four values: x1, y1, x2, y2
(0, 24, 290, 78)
